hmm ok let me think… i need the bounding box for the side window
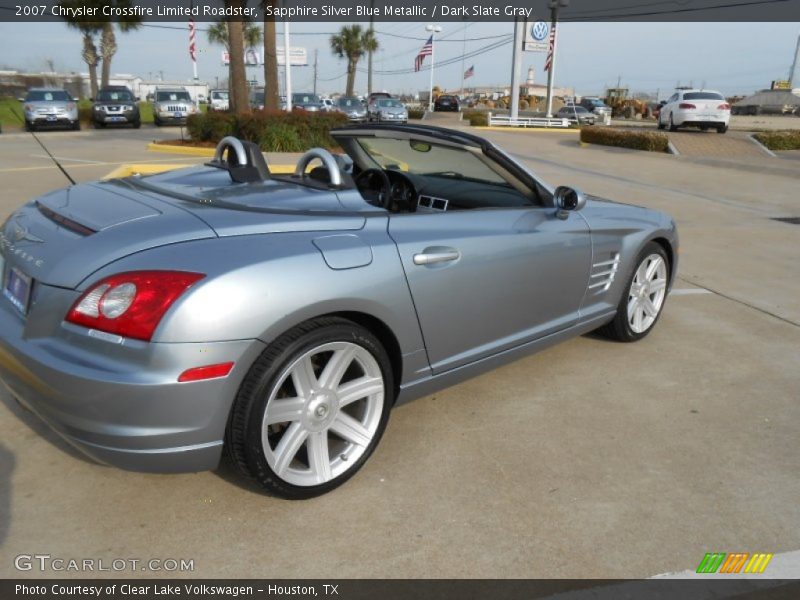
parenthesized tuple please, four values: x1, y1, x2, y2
(668, 94, 678, 103)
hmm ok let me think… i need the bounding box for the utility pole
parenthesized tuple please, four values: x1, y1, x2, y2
(510, 18, 523, 122)
(284, 17, 292, 111)
(367, 0, 375, 94)
(459, 20, 467, 99)
(545, 0, 569, 118)
(313, 49, 318, 96)
(789, 31, 800, 88)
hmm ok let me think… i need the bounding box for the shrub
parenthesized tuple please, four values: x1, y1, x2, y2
(753, 131, 800, 151)
(580, 126, 669, 153)
(185, 110, 348, 152)
(408, 108, 425, 120)
(461, 110, 488, 127)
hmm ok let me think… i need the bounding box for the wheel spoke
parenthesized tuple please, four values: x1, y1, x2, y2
(265, 397, 305, 426)
(643, 298, 659, 318)
(627, 296, 639, 321)
(318, 345, 357, 390)
(645, 257, 661, 280)
(649, 278, 667, 293)
(636, 261, 649, 283)
(329, 412, 372, 447)
(633, 305, 644, 331)
(273, 422, 309, 475)
(337, 376, 383, 407)
(307, 431, 332, 483)
(291, 355, 317, 397)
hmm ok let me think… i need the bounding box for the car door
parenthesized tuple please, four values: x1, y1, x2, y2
(664, 93, 678, 123)
(389, 207, 591, 374)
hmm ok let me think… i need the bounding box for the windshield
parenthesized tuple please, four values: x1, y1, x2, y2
(683, 92, 725, 100)
(211, 91, 229, 100)
(293, 93, 320, 104)
(378, 99, 404, 108)
(356, 137, 510, 187)
(156, 91, 191, 102)
(338, 97, 362, 107)
(250, 92, 265, 104)
(97, 89, 134, 102)
(26, 90, 71, 102)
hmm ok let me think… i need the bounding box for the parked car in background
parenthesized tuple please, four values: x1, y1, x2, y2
(556, 105, 596, 125)
(152, 87, 197, 126)
(321, 98, 335, 112)
(366, 92, 391, 111)
(292, 93, 324, 112)
(434, 94, 460, 112)
(21, 88, 79, 131)
(578, 97, 612, 117)
(0, 125, 678, 498)
(91, 86, 140, 129)
(657, 89, 730, 133)
(249, 88, 265, 110)
(208, 89, 230, 111)
(335, 96, 368, 122)
(368, 98, 409, 124)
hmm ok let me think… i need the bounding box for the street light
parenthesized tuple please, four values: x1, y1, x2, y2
(426, 24, 442, 112)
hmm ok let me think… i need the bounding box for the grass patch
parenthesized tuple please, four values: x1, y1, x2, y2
(753, 130, 800, 151)
(580, 126, 669, 153)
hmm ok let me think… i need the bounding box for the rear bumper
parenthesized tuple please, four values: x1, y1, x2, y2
(0, 294, 265, 473)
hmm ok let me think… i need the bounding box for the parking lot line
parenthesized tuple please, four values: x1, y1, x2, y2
(29, 153, 106, 164)
(670, 288, 714, 296)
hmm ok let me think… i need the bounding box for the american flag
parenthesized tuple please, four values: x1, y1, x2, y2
(544, 23, 557, 72)
(415, 36, 433, 72)
(189, 17, 197, 62)
(464, 65, 474, 79)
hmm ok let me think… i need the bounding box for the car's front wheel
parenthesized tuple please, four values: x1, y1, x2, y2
(597, 242, 670, 342)
(226, 317, 393, 499)
(669, 114, 678, 132)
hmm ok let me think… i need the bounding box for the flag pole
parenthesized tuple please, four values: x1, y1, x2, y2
(189, 2, 198, 81)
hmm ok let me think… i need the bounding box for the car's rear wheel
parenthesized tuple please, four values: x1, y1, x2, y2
(716, 124, 728, 134)
(597, 242, 670, 342)
(226, 317, 393, 499)
(669, 115, 678, 132)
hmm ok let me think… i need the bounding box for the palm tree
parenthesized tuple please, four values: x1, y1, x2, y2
(224, 1, 250, 114)
(330, 25, 378, 97)
(99, 16, 142, 89)
(59, 1, 101, 98)
(262, 1, 280, 110)
(206, 20, 263, 53)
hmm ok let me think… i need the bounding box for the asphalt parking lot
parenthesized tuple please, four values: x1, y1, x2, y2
(0, 125, 798, 579)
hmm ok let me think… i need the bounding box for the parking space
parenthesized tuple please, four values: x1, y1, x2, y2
(0, 126, 798, 579)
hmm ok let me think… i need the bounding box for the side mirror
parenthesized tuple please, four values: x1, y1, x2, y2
(17, 97, 25, 102)
(554, 185, 586, 218)
(135, 96, 140, 102)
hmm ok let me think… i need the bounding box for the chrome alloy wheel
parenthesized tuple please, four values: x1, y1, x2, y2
(627, 254, 668, 334)
(261, 341, 385, 487)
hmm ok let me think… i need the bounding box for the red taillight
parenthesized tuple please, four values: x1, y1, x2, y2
(66, 271, 205, 341)
(718, 103, 730, 110)
(178, 362, 235, 383)
(679, 103, 697, 109)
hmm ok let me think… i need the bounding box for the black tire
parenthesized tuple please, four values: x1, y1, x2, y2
(657, 116, 666, 130)
(596, 242, 670, 343)
(668, 114, 678, 132)
(25, 121, 34, 132)
(225, 317, 394, 499)
(716, 124, 728, 134)
(72, 121, 81, 131)
(132, 119, 141, 129)
(94, 120, 106, 129)
(154, 117, 162, 127)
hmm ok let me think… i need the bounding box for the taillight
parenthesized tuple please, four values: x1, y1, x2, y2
(66, 271, 204, 341)
(718, 103, 730, 110)
(679, 103, 696, 109)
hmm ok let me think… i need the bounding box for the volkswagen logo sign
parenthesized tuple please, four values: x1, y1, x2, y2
(531, 21, 549, 42)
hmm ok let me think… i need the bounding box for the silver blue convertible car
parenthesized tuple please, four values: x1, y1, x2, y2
(0, 125, 678, 498)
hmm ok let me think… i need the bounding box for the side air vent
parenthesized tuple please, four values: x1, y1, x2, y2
(587, 252, 620, 293)
(417, 195, 449, 211)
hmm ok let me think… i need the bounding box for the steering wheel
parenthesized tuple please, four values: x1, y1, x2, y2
(354, 168, 392, 208)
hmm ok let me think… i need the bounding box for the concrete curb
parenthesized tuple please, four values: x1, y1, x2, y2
(747, 133, 778, 157)
(474, 126, 578, 134)
(667, 141, 681, 156)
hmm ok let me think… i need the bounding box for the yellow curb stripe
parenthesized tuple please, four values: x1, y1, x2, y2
(103, 163, 296, 179)
(146, 142, 217, 156)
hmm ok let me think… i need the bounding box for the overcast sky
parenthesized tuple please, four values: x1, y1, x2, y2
(0, 21, 798, 98)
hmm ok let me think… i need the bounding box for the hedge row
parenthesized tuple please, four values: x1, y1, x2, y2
(186, 110, 349, 152)
(580, 126, 669, 153)
(753, 130, 800, 151)
(461, 110, 488, 127)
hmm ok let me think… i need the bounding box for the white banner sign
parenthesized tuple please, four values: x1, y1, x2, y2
(524, 21, 549, 52)
(221, 47, 308, 67)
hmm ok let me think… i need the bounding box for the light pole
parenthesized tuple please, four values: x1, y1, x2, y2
(545, 0, 569, 118)
(426, 24, 442, 112)
(283, 16, 292, 111)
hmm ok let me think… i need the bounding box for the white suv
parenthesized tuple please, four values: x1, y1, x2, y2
(658, 89, 730, 134)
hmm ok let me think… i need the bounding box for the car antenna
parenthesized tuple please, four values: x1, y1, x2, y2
(10, 102, 76, 186)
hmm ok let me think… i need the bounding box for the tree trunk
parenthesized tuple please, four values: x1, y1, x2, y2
(227, 7, 249, 114)
(346, 59, 357, 97)
(100, 23, 116, 89)
(81, 32, 99, 99)
(263, 0, 280, 110)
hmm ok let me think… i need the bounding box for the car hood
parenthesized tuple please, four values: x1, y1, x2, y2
(2, 166, 368, 288)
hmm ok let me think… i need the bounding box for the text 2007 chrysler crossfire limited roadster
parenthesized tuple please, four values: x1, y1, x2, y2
(0, 125, 678, 498)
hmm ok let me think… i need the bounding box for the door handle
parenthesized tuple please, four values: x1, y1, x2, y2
(413, 249, 460, 266)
